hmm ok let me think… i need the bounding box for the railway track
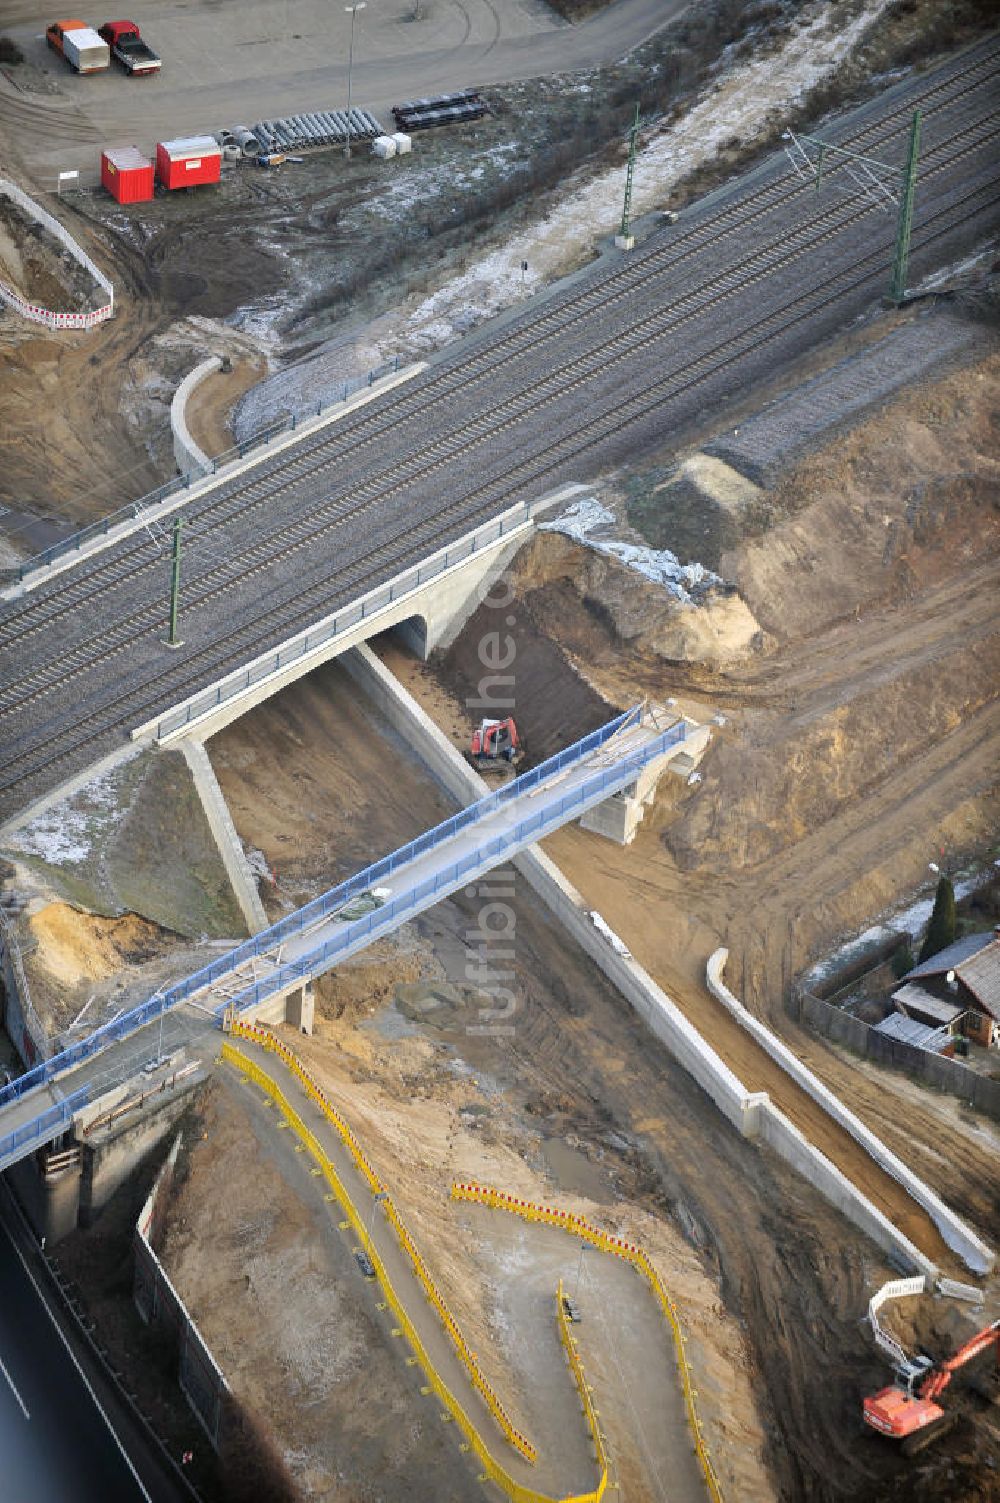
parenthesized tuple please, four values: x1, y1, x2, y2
(2, 168, 996, 807)
(1, 39, 998, 817)
(3, 36, 997, 654)
(2, 118, 995, 718)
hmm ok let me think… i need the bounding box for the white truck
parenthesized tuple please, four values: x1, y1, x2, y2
(46, 20, 110, 73)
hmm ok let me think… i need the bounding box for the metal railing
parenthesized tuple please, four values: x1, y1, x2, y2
(218, 717, 683, 1022)
(0, 1084, 91, 1171)
(0, 710, 636, 1107)
(148, 500, 530, 740)
(0, 710, 680, 1128)
(9, 357, 403, 584)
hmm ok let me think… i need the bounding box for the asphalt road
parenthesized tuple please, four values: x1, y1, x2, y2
(0, 0, 685, 184)
(0, 1210, 149, 1503)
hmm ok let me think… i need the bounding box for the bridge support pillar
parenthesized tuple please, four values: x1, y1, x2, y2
(285, 982, 315, 1036)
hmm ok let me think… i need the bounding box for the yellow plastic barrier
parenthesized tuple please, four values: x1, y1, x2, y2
(221, 1041, 607, 1503)
(451, 1182, 723, 1503)
(555, 1280, 608, 1503)
(223, 1022, 535, 1461)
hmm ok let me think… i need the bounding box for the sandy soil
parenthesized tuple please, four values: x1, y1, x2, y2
(208, 658, 455, 901)
(26, 903, 163, 993)
(159, 1075, 485, 1503)
(184, 357, 268, 462)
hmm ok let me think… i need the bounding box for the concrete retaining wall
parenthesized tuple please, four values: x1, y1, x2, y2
(342, 644, 963, 1278)
(4, 363, 427, 604)
(180, 742, 267, 934)
(134, 1134, 228, 1447)
(171, 356, 221, 479)
(708, 950, 994, 1275)
(0, 178, 113, 329)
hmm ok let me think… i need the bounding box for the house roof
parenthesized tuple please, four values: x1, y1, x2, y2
(873, 1012, 952, 1052)
(903, 931, 994, 981)
(955, 938, 1000, 1020)
(891, 984, 963, 1026)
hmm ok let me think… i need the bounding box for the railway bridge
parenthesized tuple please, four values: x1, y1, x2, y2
(1, 37, 997, 827)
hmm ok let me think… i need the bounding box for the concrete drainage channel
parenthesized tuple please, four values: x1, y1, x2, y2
(344, 643, 994, 1281)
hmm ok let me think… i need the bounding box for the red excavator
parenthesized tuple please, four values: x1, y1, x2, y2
(864, 1319, 1000, 1456)
(468, 717, 521, 772)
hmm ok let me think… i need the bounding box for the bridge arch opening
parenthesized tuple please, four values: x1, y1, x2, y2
(389, 612, 431, 660)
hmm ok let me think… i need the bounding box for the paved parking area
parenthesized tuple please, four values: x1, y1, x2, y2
(0, 0, 680, 186)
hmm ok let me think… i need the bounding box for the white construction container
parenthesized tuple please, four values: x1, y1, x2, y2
(372, 135, 397, 160)
(63, 27, 110, 73)
(391, 133, 412, 155)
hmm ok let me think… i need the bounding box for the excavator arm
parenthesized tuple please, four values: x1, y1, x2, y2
(921, 1321, 1000, 1401)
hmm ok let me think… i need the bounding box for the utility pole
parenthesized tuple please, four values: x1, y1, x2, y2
(890, 109, 921, 304)
(782, 109, 922, 307)
(166, 516, 183, 648)
(344, 3, 366, 160)
(615, 103, 640, 251)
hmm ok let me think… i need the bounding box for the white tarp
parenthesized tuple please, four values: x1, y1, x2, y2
(539, 498, 721, 604)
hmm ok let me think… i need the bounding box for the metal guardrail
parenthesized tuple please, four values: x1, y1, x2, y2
(0, 1083, 91, 1171)
(149, 498, 531, 740)
(0, 708, 647, 1111)
(9, 357, 403, 584)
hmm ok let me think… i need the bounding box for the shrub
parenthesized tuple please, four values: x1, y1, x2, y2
(891, 943, 915, 980)
(919, 876, 956, 963)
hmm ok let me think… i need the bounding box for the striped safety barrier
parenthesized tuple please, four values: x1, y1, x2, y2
(0, 278, 113, 330)
(451, 1181, 723, 1503)
(220, 1039, 608, 1503)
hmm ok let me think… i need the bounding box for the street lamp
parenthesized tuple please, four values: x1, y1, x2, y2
(344, 3, 366, 160)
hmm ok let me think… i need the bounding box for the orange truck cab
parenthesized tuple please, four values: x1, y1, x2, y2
(46, 19, 110, 71)
(46, 18, 88, 52)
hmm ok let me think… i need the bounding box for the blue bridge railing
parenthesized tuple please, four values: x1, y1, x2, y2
(0, 706, 652, 1111)
(218, 719, 685, 1020)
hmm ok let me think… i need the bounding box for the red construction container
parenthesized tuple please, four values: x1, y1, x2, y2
(155, 135, 222, 190)
(100, 145, 154, 203)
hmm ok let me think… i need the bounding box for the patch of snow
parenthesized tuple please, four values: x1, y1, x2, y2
(803, 873, 986, 989)
(358, 0, 896, 367)
(7, 752, 141, 868)
(911, 242, 995, 294)
(540, 497, 720, 603)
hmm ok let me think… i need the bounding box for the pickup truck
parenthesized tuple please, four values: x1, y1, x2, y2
(46, 19, 110, 72)
(98, 19, 160, 75)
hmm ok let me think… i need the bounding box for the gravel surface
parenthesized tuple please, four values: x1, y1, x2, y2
(705, 309, 995, 485)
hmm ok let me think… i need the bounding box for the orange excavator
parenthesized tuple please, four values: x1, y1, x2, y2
(468, 717, 521, 770)
(864, 1319, 1000, 1456)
